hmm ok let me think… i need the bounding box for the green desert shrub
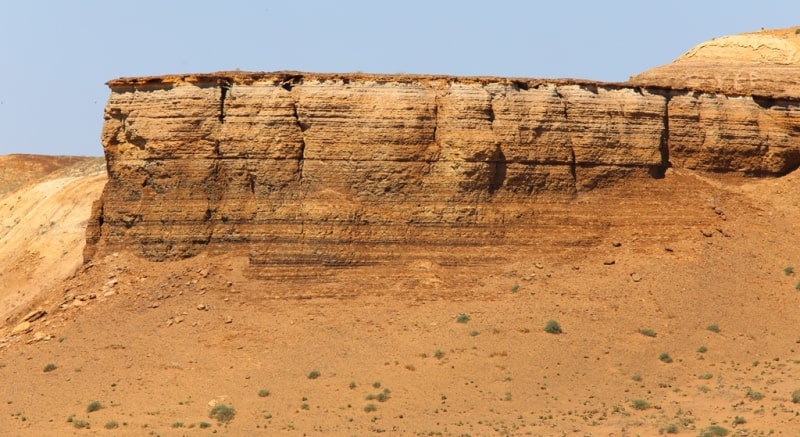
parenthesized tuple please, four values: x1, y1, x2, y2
(638, 328, 657, 337)
(209, 404, 236, 424)
(544, 320, 562, 334)
(698, 425, 729, 437)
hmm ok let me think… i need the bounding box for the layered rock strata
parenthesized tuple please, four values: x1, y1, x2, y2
(87, 68, 800, 272)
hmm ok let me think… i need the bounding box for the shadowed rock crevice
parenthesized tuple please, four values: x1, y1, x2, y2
(218, 79, 230, 123)
(651, 93, 672, 179)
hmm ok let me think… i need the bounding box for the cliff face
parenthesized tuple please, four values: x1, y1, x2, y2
(87, 34, 800, 270)
(629, 26, 800, 173)
(88, 74, 665, 266)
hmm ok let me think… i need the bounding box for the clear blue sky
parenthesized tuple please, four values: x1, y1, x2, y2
(1, 1, 799, 156)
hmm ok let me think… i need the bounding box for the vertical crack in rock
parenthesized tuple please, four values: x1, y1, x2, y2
(485, 89, 504, 193)
(653, 92, 672, 178)
(248, 172, 256, 195)
(554, 86, 568, 119)
(431, 91, 439, 147)
(569, 148, 577, 182)
(218, 79, 231, 123)
(283, 81, 307, 182)
(486, 89, 496, 129)
(554, 86, 577, 184)
(488, 144, 506, 194)
(295, 102, 306, 182)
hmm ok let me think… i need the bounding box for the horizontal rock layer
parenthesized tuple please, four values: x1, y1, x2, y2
(87, 72, 800, 270)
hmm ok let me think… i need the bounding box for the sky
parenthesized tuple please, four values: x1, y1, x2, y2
(1, 1, 799, 157)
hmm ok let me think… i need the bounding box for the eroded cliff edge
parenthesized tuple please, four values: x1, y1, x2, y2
(86, 30, 800, 274)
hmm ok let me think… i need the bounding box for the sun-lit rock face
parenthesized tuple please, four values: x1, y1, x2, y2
(88, 73, 673, 264)
(630, 26, 800, 97)
(87, 28, 800, 268)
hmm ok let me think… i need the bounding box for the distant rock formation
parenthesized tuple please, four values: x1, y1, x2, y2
(85, 27, 800, 273)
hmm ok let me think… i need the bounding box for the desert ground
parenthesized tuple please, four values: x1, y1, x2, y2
(1, 155, 800, 436)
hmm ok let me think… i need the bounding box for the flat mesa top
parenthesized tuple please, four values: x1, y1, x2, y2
(105, 70, 618, 89)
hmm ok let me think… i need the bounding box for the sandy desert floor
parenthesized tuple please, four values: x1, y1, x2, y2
(3, 158, 800, 436)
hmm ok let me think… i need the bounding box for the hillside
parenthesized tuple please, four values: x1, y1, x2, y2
(0, 157, 105, 322)
(2, 27, 800, 436)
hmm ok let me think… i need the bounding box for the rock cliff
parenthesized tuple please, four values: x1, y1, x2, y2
(86, 28, 800, 273)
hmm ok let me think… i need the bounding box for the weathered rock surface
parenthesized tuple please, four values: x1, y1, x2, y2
(629, 26, 800, 173)
(630, 26, 800, 97)
(87, 28, 800, 273)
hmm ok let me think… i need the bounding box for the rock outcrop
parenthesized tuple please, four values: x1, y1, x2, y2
(86, 28, 800, 273)
(630, 26, 800, 97)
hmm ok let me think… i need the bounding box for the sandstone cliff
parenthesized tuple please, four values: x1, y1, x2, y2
(87, 29, 800, 272)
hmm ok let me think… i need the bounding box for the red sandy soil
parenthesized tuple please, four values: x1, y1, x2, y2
(2, 157, 800, 436)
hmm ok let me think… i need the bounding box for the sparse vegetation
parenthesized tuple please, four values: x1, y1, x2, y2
(785, 266, 794, 276)
(659, 353, 673, 363)
(258, 389, 270, 398)
(698, 425, 729, 437)
(746, 388, 764, 401)
(364, 403, 377, 412)
(73, 420, 90, 429)
(172, 422, 184, 428)
(43, 363, 57, 372)
(104, 420, 119, 429)
(307, 369, 321, 379)
(199, 421, 211, 429)
(697, 345, 708, 353)
(732, 416, 746, 426)
(456, 313, 470, 323)
(791, 388, 800, 403)
(209, 404, 236, 424)
(698, 373, 713, 380)
(795, 280, 800, 291)
(631, 399, 649, 410)
(631, 374, 642, 382)
(366, 387, 391, 403)
(707, 324, 720, 333)
(510, 283, 520, 292)
(544, 320, 562, 334)
(470, 330, 480, 336)
(372, 381, 381, 388)
(638, 328, 657, 337)
(660, 423, 679, 434)
(86, 401, 102, 413)
(349, 381, 357, 389)
(434, 349, 445, 359)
